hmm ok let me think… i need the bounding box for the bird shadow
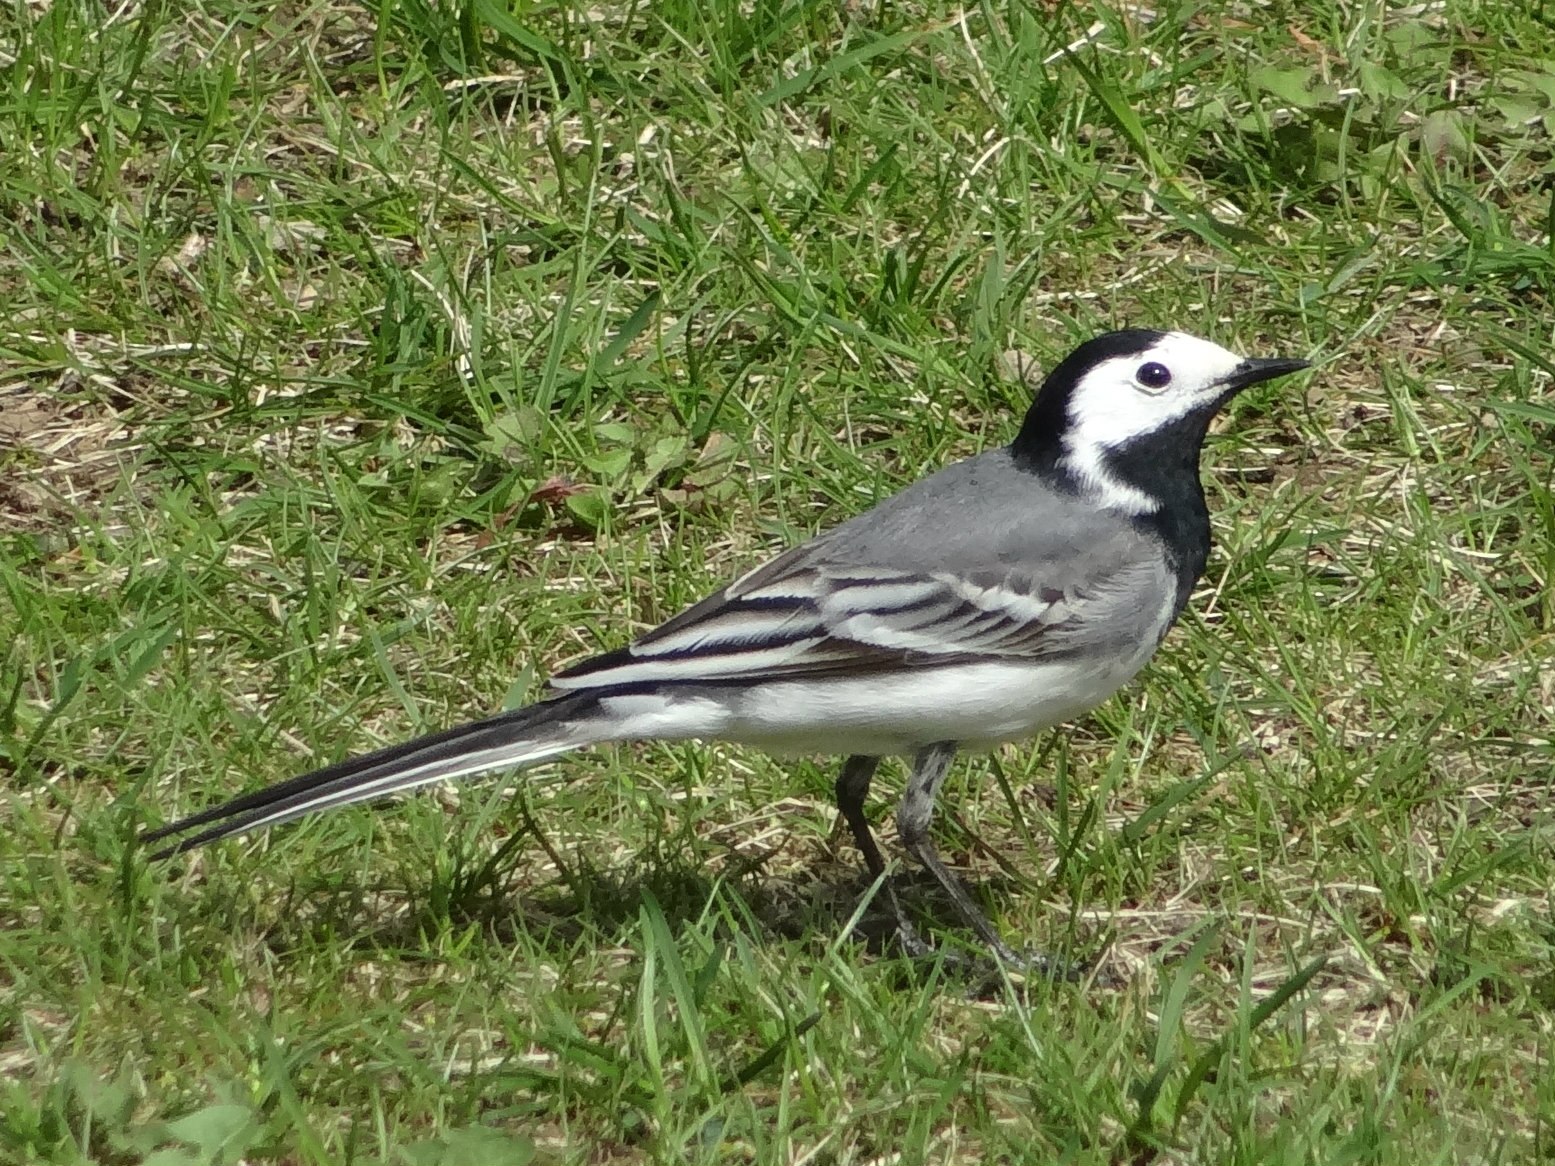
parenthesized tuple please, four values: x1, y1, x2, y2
(162, 839, 1039, 977)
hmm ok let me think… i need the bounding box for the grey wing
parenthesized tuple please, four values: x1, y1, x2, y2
(549, 529, 1172, 691)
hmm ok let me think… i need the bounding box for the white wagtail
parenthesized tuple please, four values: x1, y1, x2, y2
(145, 329, 1308, 965)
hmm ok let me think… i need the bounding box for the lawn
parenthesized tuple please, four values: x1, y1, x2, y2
(2, 0, 1553, 1162)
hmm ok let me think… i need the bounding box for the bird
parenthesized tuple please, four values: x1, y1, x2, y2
(144, 328, 1309, 967)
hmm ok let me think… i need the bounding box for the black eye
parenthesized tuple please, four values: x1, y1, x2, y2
(1136, 361, 1172, 389)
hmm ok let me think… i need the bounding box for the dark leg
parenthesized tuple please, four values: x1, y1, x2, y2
(897, 742, 1043, 968)
(834, 754, 929, 957)
(835, 755, 885, 877)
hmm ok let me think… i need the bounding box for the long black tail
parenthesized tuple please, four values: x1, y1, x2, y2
(143, 693, 602, 859)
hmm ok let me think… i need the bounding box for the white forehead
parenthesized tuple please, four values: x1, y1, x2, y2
(1094, 331, 1244, 389)
(1067, 331, 1245, 434)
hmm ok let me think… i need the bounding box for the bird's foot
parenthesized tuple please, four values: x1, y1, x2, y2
(891, 915, 935, 959)
(985, 939, 1080, 980)
(884, 919, 1084, 987)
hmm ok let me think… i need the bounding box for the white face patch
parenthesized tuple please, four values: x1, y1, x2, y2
(1059, 332, 1247, 514)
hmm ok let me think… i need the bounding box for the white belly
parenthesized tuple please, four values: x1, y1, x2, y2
(593, 654, 1156, 758)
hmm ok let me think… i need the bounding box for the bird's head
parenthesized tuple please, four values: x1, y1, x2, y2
(1013, 329, 1309, 514)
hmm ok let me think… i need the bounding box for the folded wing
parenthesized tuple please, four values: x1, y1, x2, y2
(549, 541, 1093, 691)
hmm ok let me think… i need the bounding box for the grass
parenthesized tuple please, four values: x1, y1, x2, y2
(2, 0, 1553, 1161)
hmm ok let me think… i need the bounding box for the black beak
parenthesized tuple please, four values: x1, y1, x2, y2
(1224, 356, 1310, 392)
